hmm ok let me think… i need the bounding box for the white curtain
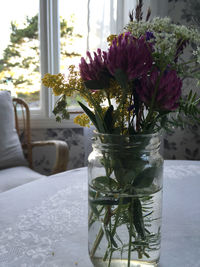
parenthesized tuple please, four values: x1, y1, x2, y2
(87, 0, 137, 51)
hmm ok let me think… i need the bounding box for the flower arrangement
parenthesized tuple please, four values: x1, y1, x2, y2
(42, 8, 200, 135)
(42, 2, 200, 266)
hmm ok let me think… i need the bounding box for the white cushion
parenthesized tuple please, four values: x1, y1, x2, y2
(0, 91, 28, 169)
(0, 166, 45, 193)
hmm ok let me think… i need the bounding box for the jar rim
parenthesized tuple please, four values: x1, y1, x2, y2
(92, 130, 162, 138)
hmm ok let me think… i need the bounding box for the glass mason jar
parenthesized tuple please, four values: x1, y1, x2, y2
(88, 132, 163, 267)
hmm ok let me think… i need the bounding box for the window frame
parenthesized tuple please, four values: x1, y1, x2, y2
(30, 0, 83, 128)
(30, 0, 138, 128)
(32, 0, 59, 120)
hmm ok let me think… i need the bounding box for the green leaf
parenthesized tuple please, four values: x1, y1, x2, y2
(114, 69, 128, 89)
(52, 95, 69, 121)
(132, 198, 146, 240)
(104, 105, 114, 133)
(95, 109, 106, 133)
(107, 230, 118, 248)
(89, 200, 100, 218)
(114, 168, 136, 186)
(92, 176, 118, 191)
(133, 166, 162, 188)
(84, 70, 111, 89)
(77, 101, 98, 129)
(84, 80, 105, 89)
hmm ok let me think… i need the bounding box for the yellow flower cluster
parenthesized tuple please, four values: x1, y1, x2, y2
(42, 73, 66, 96)
(42, 65, 86, 98)
(107, 34, 117, 45)
(74, 113, 90, 127)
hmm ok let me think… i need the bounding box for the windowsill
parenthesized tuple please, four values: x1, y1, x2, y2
(30, 118, 82, 129)
(22, 113, 84, 129)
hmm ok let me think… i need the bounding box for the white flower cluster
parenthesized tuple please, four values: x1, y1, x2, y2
(125, 17, 200, 43)
(124, 17, 200, 81)
(193, 47, 200, 64)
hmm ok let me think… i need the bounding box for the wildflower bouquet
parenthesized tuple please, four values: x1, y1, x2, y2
(42, 2, 200, 266)
(42, 17, 200, 134)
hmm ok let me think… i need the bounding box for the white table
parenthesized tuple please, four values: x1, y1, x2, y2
(0, 160, 200, 267)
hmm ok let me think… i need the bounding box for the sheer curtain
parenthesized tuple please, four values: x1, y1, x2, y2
(87, 0, 137, 51)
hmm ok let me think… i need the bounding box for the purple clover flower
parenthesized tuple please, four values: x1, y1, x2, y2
(145, 31, 155, 41)
(79, 49, 107, 81)
(106, 32, 153, 81)
(136, 69, 182, 111)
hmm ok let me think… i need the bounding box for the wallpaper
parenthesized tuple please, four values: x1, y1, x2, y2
(164, 0, 200, 160)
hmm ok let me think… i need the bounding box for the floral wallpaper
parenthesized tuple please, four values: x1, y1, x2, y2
(163, 0, 200, 160)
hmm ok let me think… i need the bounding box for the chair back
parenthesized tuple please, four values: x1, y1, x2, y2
(12, 98, 32, 168)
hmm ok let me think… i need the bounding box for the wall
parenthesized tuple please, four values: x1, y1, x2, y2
(163, 0, 200, 160)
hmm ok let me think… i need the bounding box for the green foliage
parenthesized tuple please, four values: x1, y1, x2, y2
(179, 90, 200, 120)
(17, 91, 39, 103)
(84, 70, 111, 90)
(132, 198, 146, 240)
(91, 176, 118, 192)
(104, 105, 114, 133)
(53, 95, 70, 122)
(133, 166, 161, 188)
(60, 18, 74, 38)
(10, 15, 38, 44)
(77, 101, 115, 133)
(0, 13, 83, 105)
(77, 101, 97, 128)
(164, 90, 200, 131)
(114, 69, 128, 89)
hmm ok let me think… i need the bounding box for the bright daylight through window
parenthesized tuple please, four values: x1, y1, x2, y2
(0, 0, 89, 116)
(59, 0, 88, 110)
(0, 0, 40, 108)
(0, 0, 136, 121)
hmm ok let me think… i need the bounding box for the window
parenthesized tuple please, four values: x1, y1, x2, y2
(0, 0, 137, 126)
(0, 0, 40, 108)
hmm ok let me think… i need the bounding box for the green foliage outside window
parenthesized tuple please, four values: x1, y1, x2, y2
(0, 14, 83, 106)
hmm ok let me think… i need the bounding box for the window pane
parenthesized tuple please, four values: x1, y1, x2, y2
(0, 0, 40, 107)
(59, 0, 88, 109)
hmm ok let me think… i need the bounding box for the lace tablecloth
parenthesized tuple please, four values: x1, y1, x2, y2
(0, 160, 200, 267)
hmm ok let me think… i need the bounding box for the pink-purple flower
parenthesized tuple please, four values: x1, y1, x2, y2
(79, 49, 107, 81)
(106, 32, 153, 81)
(136, 69, 182, 111)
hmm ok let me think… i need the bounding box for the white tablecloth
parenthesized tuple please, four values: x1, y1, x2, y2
(0, 160, 200, 267)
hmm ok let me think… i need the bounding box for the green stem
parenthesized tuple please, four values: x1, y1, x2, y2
(105, 90, 112, 106)
(113, 85, 128, 131)
(90, 208, 111, 259)
(144, 70, 164, 128)
(90, 227, 104, 258)
(103, 197, 124, 262)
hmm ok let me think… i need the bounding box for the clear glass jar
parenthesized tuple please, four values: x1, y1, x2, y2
(88, 132, 163, 267)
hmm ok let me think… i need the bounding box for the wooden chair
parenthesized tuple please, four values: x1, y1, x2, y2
(12, 98, 69, 175)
